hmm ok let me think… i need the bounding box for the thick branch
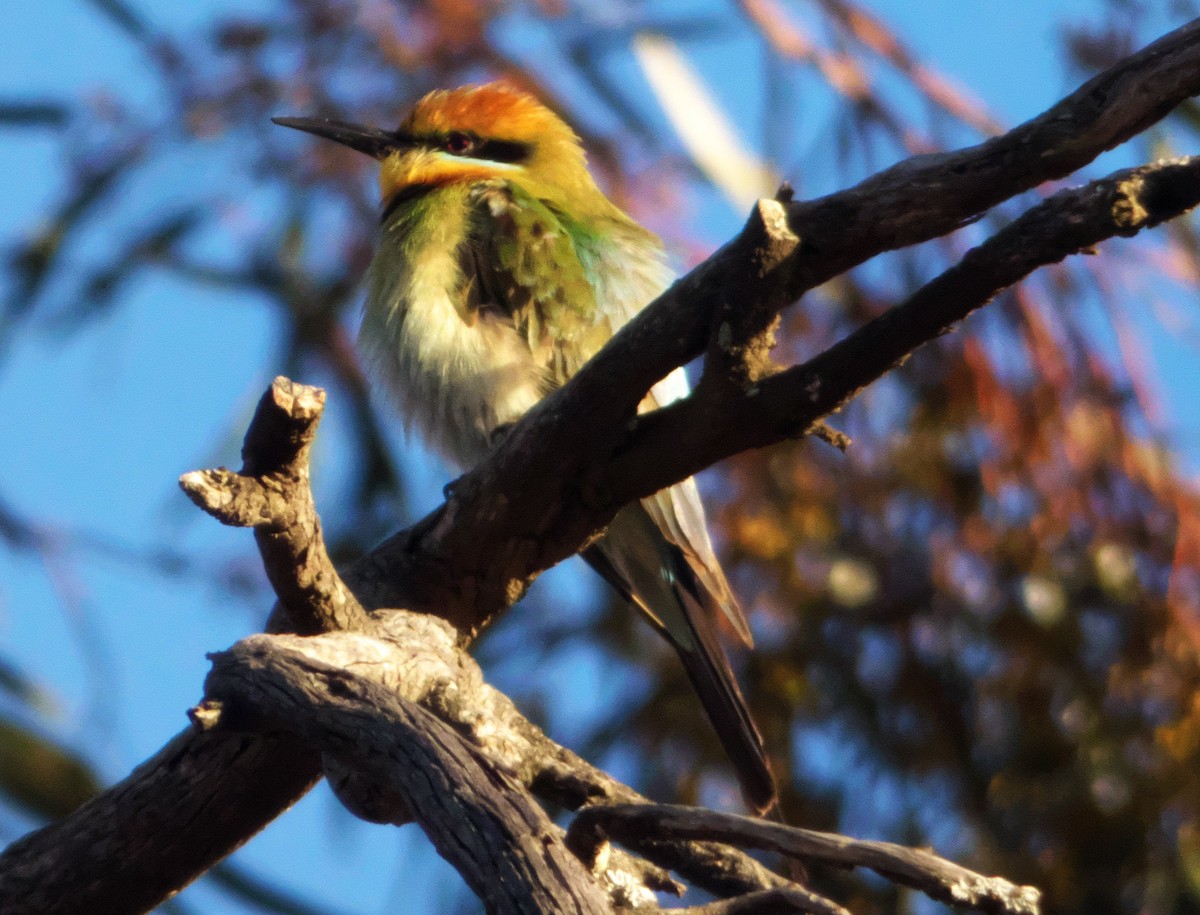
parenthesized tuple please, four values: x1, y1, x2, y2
(602, 15, 1200, 411)
(233, 615, 784, 904)
(199, 640, 611, 915)
(0, 729, 321, 915)
(190, 613, 783, 908)
(197, 628, 943, 913)
(606, 156, 1200, 502)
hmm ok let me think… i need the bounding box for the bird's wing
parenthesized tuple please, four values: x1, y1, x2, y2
(462, 181, 614, 387)
(639, 372, 754, 647)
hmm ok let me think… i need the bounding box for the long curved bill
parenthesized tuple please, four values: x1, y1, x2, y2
(271, 116, 406, 160)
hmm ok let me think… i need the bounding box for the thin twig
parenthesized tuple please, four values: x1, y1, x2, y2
(568, 804, 1041, 915)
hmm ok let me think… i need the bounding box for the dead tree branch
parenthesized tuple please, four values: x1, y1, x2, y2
(569, 805, 1040, 915)
(607, 156, 1200, 501)
(180, 377, 371, 635)
(196, 639, 613, 915)
(193, 629, 1027, 914)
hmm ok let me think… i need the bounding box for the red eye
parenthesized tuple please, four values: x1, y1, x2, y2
(445, 132, 475, 155)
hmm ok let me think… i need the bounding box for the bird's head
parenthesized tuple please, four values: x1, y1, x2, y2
(274, 83, 607, 216)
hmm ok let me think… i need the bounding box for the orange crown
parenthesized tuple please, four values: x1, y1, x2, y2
(402, 83, 577, 147)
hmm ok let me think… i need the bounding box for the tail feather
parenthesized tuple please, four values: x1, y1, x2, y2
(671, 576, 777, 813)
(588, 504, 777, 813)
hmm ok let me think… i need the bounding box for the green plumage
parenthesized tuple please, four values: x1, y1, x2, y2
(463, 181, 619, 387)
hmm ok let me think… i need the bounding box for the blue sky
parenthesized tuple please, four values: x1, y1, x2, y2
(1, 2, 1196, 912)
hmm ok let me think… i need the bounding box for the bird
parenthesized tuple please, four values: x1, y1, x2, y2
(273, 82, 776, 813)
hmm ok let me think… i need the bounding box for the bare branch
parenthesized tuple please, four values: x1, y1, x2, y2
(231, 614, 785, 903)
(551, 18, 1200, 448)
(0, 728, 321, 915)
(569, 804, 1041, 915)
(699, 196, 799, 391)
(534, 747, 789, 900)
(198, 639, 612, 915)
(606, 156, 1200, 503)
(180, 376, 371, 634)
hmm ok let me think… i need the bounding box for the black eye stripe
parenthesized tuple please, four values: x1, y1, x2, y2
(398, 130, 531, 164)
(472, 138, 530, 163)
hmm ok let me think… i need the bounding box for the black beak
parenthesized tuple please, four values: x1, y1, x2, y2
(271, 116, 404, 160)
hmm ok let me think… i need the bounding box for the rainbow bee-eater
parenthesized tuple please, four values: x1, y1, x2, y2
(274, 82, 776, 812)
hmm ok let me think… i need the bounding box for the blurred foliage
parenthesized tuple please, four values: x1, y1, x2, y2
(0, 717, 100, 820)
(3, 0, 1200, 913)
